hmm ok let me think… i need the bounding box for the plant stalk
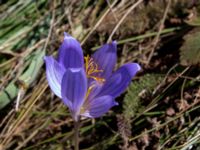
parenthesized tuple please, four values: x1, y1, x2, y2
(74, 119, 80, 150)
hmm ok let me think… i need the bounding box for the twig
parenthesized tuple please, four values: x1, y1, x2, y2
(65, 2, 74, 32)
(81, 0, 118, 46)
(0, 13, 48, 52)
(0, 50, 20, 57)
(133, 66, 190, 122)
(91, 27, 181, 51)
(1, 79, 48, 147)
(146, 0, 171, 64)
(130, 93, 200, 142)
(14, 0, 56, 112)
(180, 78, 187, 111)
(15, 120, 50, 150)
(153, 63, 178, 95)
(106, 0, 118, 22)
(107, 0, 144, 43)
(43, 0, 56, 52)
(22, 39, 46, 57)
(0, 110, 15, 137)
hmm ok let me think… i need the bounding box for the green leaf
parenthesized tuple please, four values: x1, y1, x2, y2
(0, 82, 18, 109)
(185, 17, 200, 26)
(185, 5, 200, 27)
(123, 74, 164, 119)
(180, 28, 200, 66)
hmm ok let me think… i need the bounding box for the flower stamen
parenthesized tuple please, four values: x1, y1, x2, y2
(84, 55, 105, 83)
(81, 84, 95, 114)
(85, 84, 95, 100)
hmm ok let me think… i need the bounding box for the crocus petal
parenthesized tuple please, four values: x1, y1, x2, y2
(44, 56, 65, 98)
(92, 41, 117, 78)
(58, 32, 84, 69)
(81, 95, 118, 118)
(61, 68, 87, 120)
(87, 80, 103, 100)
(97, 63, 141, 98)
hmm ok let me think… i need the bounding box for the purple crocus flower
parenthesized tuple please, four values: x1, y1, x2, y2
(44, 33, 141, 121)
